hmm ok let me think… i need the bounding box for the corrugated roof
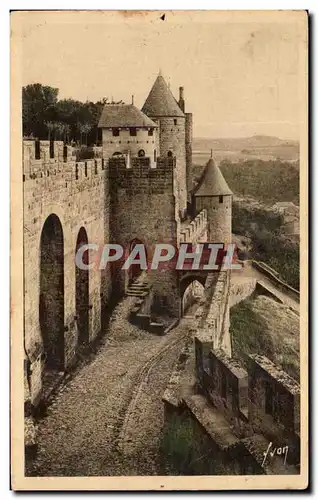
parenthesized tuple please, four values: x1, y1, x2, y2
(194, 157, 233, 196)
(98, 104, 158, 129)
(142, 74, 185, 118)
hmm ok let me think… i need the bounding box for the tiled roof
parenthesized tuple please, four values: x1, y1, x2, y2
(194, 157, 233, 197)
(98, 104, 157, 129)
(142, 74, 185, 118)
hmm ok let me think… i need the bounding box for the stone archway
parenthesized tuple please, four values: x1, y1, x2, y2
(128, 238, 147, 286)
(75, 227, 89, 347)
(180, 274, 206, 316)
(39, 214, 65, 370)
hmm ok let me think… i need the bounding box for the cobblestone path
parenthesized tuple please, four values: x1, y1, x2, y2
(28, 298, 194, 477)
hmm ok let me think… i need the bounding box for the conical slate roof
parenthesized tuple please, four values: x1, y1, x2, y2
(98, 104, 157, 129)
(142, 74, 185, 118)
(194, 157, 233, 196)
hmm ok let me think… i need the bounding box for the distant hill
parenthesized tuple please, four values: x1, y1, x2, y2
(192, 135, 299, 164)
(193, 135, 299, 152)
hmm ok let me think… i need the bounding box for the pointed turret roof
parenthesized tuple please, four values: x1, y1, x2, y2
(142, 73, 185, 118)
(194, 156, 233, 196)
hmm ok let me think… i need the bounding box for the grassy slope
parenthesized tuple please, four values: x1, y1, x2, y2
(230, 295, 299, 381)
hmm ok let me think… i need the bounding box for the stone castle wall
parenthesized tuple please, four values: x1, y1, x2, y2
(108, 156, 180, 315)
(185, 112, 193, 193)
(23, 140, 112, 405)
(157, 116, 187, 214)
(101, 128, 159, 165)
(195, 194, 232, 243)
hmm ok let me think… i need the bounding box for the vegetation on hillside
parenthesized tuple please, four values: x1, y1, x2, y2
(219, 159, 299, 205)
(161, 412, 228, 475)
(232, 201, 299, 290)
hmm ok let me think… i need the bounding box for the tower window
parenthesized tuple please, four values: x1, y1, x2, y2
(219, 195, 224, 204)
(49, 140, 54, 159)
(35, 140, 41, 160)
(167, 151, 173, 158)
(130, 128, 137, 136)
(174, 119, 177, 126)
(112, 128, 120, 137)
(138, 149, 145, 158)
(148, 129, 153, 136)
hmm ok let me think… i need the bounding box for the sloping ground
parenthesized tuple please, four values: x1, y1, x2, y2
(230, 295, 299, 381)
(26, 297, 194, 477)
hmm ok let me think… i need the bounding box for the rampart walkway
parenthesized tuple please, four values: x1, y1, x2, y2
(27, 298, 195, 477)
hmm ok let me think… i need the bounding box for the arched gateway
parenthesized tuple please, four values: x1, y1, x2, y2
(39, 214, 65, 370)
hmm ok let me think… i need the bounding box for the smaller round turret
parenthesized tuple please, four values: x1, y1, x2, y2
(194, 152, 232, 243)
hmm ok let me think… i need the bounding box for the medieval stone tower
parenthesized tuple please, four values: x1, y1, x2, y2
(98, 103, 159, 167)
(193, 153, 232, 243)
(178, 86, 193, 197)
(142, 72, 188, 218)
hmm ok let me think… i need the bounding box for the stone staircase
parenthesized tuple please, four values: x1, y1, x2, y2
(127, 277, 166, 335)
(126, 277, 151, 298)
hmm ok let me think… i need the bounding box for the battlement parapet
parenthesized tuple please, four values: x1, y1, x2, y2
(23, 140, 107, 184)
(195, 343, 300, 440)
(23, 140, 75, 163)
(108, 156, 175, 194)
(180, 209, 207, 243)
(196, 271, 230, 346)
(248, 354, 300, 437)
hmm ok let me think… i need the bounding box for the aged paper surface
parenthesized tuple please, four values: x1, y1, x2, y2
(11, 10, 308, 490)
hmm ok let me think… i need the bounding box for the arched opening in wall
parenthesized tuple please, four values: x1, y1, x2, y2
(113, 151, 123, 157)
(39, 214, 65, 371)
(75, 227, 89, 348)
(138, 149, 145, 158)
(128, 238, 147, 286)
(167, 151, 173, 158)
(180, 276, 206, 317)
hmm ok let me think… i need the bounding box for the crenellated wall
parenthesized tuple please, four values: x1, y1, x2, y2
(179, 209, 208, 244)
(195, 270, 232, 356)
(23, 140, 112, 405)
(108, 155, 180, 316)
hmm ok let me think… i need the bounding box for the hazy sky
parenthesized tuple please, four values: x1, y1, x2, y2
(19, 11, 306, 139)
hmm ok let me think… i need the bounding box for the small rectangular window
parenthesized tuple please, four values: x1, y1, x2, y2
(174, 119, 177, 126)
(130, 128, 137, 136)
(219, 195, 224, 204)
(49, 140, 54, 159)
(35, 140, 41, 160)
(148, 129, 153, 136)
(112, 128, 120, 137)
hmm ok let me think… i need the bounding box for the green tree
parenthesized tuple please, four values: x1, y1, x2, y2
(22, 84, 59, 138)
